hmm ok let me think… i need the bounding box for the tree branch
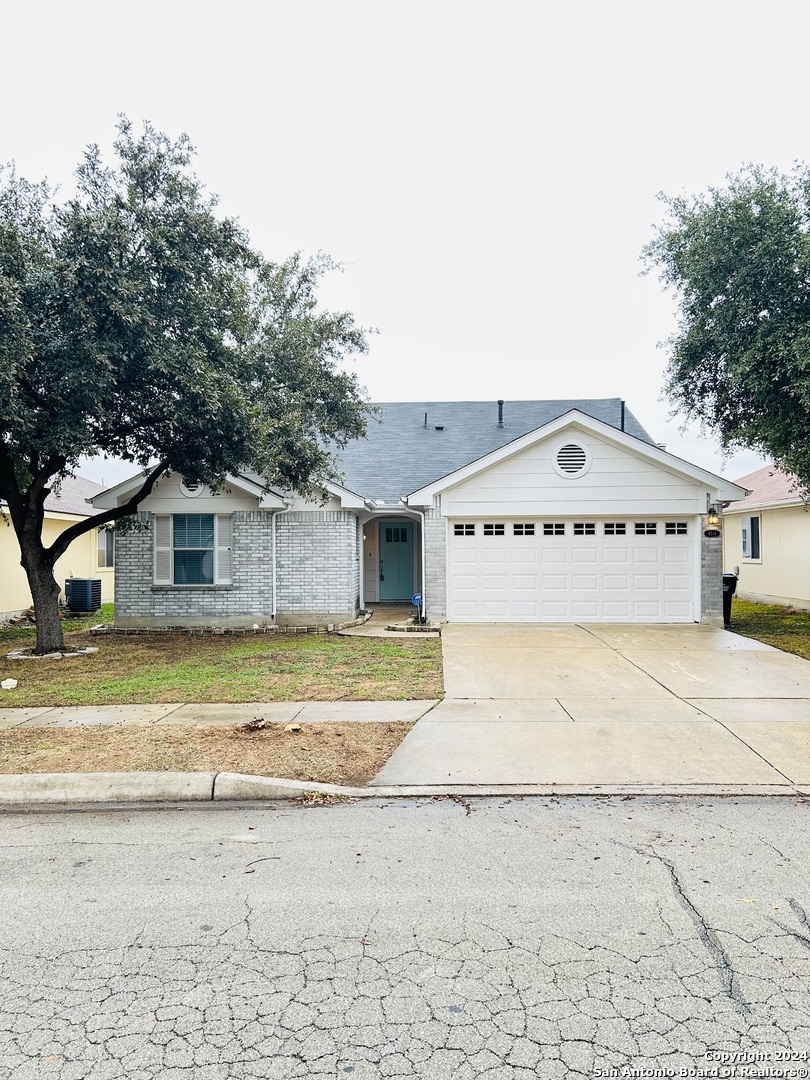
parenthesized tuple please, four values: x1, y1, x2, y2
(45, 460, 169, 563)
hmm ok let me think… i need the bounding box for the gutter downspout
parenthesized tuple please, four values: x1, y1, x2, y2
(271, 503, 293, 621)
(410, 504, 427, 624)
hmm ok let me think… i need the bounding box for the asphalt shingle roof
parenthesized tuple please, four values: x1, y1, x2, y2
(333, 399, 654, 503)
(42, 475, 107, 517)
(730, 465, 805, 510)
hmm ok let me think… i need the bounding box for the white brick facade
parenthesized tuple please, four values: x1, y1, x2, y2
(115, 510, 360, 628)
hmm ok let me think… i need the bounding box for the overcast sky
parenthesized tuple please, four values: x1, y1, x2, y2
(4, 0, 806, 488)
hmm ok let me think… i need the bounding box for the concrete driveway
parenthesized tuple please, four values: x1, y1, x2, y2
(371, 624, 810, 790)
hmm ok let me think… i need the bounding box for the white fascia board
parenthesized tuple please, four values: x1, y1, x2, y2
(90, 471, 153, 509)
(323, 480, 368, 509)
(90, 470, 276, 509)
(723, 496, 807, 515)
(405, 410, 750, 505)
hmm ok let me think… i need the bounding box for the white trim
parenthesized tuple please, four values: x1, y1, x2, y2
(405, 410, 749, 505)
(92, 469, 288, 510)
(723, 496, 806, 514)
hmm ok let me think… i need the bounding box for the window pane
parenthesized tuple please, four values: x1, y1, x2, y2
(750, 516, 760, 559)
(174, 550, 214, 585)
(174, 514, 214, 548)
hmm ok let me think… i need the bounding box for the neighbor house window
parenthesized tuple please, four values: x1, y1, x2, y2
(603, 522, 626, 536)
(635, 522, 657, 535)
(543, 523, 565, 536)
(483, 523, 505, 536)
(513, 523, 535, 536)
(665, 522, 688, 535)
(153, 514, 232, 586)
(453, 523, 475, 537)
(742, 515, 761, 559)
(573, 522, 596, 536)
(97, 528, 114, 568)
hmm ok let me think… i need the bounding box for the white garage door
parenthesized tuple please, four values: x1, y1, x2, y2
(448, 518, 697, 622)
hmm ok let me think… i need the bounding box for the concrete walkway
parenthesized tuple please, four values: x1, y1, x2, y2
(0, 700, 438, 729)
(370, 624, 810, 789)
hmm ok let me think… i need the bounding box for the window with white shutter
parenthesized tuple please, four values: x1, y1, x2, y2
(154, 514, 233, 585)
(216, 515, 233, 584)
(153, 515, 172, 584)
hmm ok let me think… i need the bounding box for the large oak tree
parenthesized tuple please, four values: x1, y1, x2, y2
(0, 120, 370, 653)
(644, 165, 810, 494)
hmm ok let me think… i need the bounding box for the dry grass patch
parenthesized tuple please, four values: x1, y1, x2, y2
(0, 630, 443, 706)
(0, 722, 412, 787)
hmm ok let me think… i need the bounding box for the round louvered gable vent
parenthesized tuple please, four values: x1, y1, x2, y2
(552, 442, 591, 478)
(179, 479, 204, 498)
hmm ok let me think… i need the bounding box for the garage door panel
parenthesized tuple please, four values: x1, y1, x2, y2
(633, 574, 661, 590)
(603, 575, 629, 590)
(573, 549, 598, 564)
(572, 575, 598, 590)
(665, 574, 690, 590)
(633, 549, 660, 563)
(603, 549, 630, 564)
(448, 519, 695, 623)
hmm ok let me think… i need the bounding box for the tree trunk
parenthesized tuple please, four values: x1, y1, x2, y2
(20, 544, 65, 654)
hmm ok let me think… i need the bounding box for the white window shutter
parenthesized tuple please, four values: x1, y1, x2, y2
(154, 514, 172, 584)
(216, 515, 233, 584)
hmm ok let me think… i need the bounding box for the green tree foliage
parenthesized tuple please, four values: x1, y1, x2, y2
(643, 165, 810, 492)
(0, 120, 370, 651)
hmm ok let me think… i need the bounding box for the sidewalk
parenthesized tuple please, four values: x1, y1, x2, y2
(0, 700, 438, 729)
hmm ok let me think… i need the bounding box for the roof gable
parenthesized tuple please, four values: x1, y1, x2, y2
(405, 411, 749, 505)
(334, 398, 653, 502)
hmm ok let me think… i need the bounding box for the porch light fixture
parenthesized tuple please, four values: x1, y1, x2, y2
(707, 503, 720, 525)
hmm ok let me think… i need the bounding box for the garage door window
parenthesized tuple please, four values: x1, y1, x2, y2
(543, 523, 565, 536)
(483, 523, 505, 536)
(635, 522, 657, 535)
(665, 522, 688, 535)
(453, 523, 475, 537)
(513, 523, 536, 536)
(573, 522, 596, 536)
(603, 522, 626, 536)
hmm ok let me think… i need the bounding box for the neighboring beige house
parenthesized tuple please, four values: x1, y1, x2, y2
(723, 465, 810, 611)
(0, 475, 114, 620)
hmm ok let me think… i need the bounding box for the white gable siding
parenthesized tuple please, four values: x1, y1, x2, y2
(441, 432, 701, 518)
(137, 473, 259, 513)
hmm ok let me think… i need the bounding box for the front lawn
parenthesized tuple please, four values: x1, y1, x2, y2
(728, 597, 810, 661)
(0, 624, 443, 706)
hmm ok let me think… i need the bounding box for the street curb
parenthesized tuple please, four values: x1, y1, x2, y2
(0, 771, 805, 808)
(0, 771, 217, 804)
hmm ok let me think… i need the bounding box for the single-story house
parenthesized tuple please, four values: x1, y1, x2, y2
(723, 465, 810, 611)
(1, 475, 114, 621)
(93, 399, 748, 627)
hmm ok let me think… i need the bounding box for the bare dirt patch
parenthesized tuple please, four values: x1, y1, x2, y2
(0, 722, 412, 787)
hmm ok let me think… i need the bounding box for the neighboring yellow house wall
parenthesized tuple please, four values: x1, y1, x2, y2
(723, 506, 810, 610)
(0, 513, 115, 618)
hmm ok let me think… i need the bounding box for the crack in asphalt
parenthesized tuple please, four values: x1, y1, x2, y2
(639, 848, 749, 1015)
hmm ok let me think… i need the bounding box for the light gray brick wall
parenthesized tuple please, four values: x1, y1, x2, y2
(115, 511, 275, 626)
(114, 510, 359, 627)
(700, 516, 724, 625)
(423, 506, 447, 620)
(275, 510, 359, 623)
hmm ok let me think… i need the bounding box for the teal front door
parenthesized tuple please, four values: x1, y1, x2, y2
(379, 521, 414, 600)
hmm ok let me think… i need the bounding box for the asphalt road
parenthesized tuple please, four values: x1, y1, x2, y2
(1, 796, 809, 1079)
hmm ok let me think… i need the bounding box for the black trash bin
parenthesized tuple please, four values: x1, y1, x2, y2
(722, 572, 738, 627)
